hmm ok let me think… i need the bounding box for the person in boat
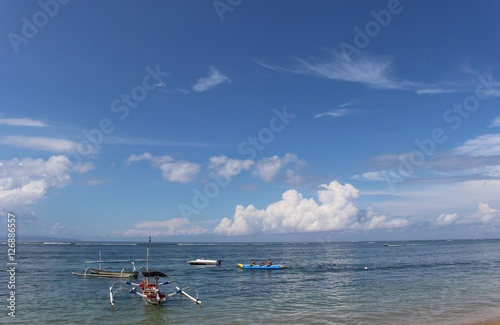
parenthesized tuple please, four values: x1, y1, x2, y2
(259, 260, 265, 266)
(267, 259, 273, 266)
(250, 259, 255, 266)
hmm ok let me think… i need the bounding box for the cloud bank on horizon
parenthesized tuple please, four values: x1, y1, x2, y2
(115, 179, 499, 238)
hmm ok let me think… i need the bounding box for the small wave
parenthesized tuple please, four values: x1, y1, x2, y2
(177, 243, 217, 246)
(43, 242, 73, 245)
(74, 243, 137, 246)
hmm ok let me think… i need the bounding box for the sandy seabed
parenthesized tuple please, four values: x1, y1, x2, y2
(467, 318, 500, 325)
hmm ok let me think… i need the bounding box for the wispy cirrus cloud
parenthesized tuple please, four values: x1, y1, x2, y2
(103, 136, 215, 147)
(291, 53, 403, 89)
(354, 131, 500, 185)
(315, 101, 369, 118)
(115, 217, 210, 237)
(314, 99, 376, 118)
(489, 116, 500, 128)
(454, 134, 500, 157)
(258, 53, 413, 89)
(258, 52, 498, 95)
(0, 135, 97, 154)
(192, 66, 230, 92)
(315, 108, 354, 118)
(415, 87, 463, 95)
(0, 117, 47, 127)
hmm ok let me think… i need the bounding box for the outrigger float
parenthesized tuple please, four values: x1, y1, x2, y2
(72, 252, 144, 278)
(109, 240, 202, 307)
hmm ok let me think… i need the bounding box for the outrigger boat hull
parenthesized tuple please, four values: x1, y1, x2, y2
(72, 268, 138, 278)
(72, 252, 143, 278)
(238, 263, 284, 269)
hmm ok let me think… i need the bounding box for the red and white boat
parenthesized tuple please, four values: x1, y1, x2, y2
(109, 240, 202, 307)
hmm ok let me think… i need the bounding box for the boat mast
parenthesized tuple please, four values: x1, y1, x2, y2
(146, 235, 151, 272)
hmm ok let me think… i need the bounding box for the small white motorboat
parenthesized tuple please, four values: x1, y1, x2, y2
(188, 258, 221, 266)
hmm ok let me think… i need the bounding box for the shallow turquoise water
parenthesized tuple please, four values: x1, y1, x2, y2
(2, 240, 500, 324)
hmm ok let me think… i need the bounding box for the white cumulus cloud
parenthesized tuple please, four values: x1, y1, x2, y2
(252, 153, 302, 182)
(207, 156, 254, 180)
(214, 180, 360, 235)
(126, 152, 153, 164)
(473, 202, 500, 223)
(433, 203, 500, 227)
(353, 205, 409, 229)
(433, 212, 460, 226)
(0, 155, 92, 213)
(126, 153, 200, 183)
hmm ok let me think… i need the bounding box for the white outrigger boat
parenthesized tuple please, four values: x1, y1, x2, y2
(188, 258, 221, 265)
(109, 241, 202, 307)
(72, 252, 144, 278)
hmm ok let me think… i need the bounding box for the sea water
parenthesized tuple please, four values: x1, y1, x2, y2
(1, 240, 500, 324)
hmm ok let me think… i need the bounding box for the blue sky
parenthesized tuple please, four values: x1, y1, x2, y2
(1, 0, 500, 241)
